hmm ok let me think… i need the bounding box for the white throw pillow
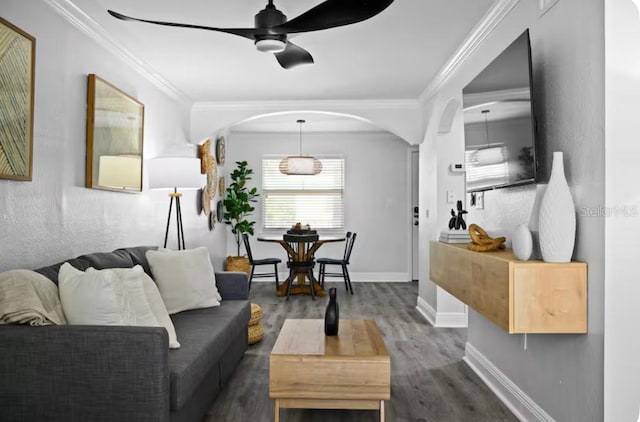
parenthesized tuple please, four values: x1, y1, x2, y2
(146, 247, 221, 314)
(99, 267, 181, 349)
(58, 264, 180, 348)
(59, 263, 134, 326)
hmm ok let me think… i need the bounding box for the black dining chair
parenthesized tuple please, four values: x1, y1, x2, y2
(242, 233, 281, 291)
(317, 232, 356, 294)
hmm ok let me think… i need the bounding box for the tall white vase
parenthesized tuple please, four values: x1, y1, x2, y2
(538, 152, 576, 262)
(528, 184, 547, 260)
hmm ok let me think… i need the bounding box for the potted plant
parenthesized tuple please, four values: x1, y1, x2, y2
(223, 160, 259, 274)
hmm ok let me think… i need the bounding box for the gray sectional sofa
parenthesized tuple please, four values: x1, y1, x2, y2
(0, 246, 251, 422)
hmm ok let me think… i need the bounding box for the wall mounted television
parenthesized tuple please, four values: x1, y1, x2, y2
(463, 29, 537, 193)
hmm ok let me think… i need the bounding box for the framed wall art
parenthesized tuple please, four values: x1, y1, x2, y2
(0, 17, 36, 181)
(86, 74, 144, 192)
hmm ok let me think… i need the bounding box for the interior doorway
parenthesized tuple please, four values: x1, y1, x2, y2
(410, 148, 419, 282)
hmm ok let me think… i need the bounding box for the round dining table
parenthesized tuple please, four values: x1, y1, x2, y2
(257, 234, 345, 297)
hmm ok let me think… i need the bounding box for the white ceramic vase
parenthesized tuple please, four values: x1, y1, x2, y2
(528, 184, 547, 260)
(538, 152, 576, 262)
(512, 224, 533, 261)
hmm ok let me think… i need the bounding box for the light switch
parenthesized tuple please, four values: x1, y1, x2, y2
(446, 191, 455, 203)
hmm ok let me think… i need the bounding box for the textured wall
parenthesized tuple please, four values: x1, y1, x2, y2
(420, 0, 605, 420)
(0, 1, 227, 272)
(226, 131, 412, 279)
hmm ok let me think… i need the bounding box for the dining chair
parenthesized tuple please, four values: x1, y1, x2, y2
(317, 232, 356, 294)
(283, 234, 318, 301)
(242, 233, 281, 291)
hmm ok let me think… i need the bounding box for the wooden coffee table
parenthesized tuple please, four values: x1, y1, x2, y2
(269, 319, 391, 421)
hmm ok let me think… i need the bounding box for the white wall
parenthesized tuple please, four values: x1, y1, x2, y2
(225, 131, 412, 280)
(604, 1, 640, 421)
(0, 1, 227, 272)
(419, 0, 604, 420)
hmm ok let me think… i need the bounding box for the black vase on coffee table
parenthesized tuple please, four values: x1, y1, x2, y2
(324, 287, 339, 336)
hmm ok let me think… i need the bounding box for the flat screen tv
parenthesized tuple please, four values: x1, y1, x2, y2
(463, 29, 537, 192)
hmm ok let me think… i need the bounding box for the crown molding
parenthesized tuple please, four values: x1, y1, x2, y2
(44, 0, 191, 104)
(418, 0, 521, 103)
(192, 99, 421, 112)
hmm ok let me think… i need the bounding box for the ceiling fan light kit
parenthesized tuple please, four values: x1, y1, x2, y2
(255, 39, 287, 53)
(108, 0, 395, 69)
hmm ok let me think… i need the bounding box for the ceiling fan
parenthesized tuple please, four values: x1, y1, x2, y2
(108, 0, 394, 69)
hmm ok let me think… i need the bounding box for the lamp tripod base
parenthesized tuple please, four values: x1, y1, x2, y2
(164, 189, 186, 250)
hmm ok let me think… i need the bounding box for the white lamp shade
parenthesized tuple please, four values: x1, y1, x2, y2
(98, 155, 142, 190)
(148, 157, 204, 190)
(279, 156, 323, 175)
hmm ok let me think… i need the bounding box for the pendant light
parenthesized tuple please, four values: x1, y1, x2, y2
(279, 119, 322, 175)
(471, 110, 507, 165)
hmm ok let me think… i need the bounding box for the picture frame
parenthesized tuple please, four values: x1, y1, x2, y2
(0, 17, 36, 181)
(86, 74, 144, 192)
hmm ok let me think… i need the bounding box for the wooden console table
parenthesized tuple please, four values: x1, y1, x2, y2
(429, 241, 587, 334)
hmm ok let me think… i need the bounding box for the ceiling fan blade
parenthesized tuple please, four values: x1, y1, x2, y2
(275, 42, 314, 69)
(275, 0, 394, 34)
(108, 10, 261, 40)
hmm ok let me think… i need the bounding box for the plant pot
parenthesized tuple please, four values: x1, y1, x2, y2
(226, 256, 250, 275)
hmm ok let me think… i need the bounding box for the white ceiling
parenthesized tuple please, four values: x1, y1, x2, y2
(69, 0, 495, 104)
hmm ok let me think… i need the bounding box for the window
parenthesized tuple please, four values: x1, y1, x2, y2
(262, 157, 344, 229)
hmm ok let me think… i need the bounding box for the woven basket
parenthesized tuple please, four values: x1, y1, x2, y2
(225, 256, 250, 275)
(248, 324, 264, 345)
(249, 304, 263, 326)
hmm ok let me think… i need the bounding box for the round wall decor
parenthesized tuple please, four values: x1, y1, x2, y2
(216, 136, 225, 165)
(218, 176, 225, 197)
(216, 200, 224, 222)
(206, 162, 217, 199)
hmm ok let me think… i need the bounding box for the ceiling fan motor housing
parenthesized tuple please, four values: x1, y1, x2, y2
(254, 3, 287, 50)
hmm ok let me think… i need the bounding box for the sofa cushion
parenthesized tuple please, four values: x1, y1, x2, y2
(77, 249, 135, 270)
(34, 258, 92, 285)
(113, 246, 158, 278)
(167, 300, 250, 410)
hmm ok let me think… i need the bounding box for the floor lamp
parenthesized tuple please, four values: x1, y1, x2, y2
(148, 157, 203, 250)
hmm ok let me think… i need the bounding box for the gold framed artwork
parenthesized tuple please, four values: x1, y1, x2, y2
(86, 74, 144, 192)
(0, 17, 35, 181)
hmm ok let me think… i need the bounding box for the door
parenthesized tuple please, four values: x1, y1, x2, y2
(411, 149, 419, 281)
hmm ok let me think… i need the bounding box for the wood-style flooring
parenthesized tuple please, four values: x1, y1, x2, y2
(205, 282, 517, 422)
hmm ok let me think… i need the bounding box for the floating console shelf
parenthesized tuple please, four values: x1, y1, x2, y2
(429, 241, 587, 334)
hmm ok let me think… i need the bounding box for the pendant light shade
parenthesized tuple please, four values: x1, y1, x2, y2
(279, 156, 323, 175)
(469, 109, 507, 166)
(279, 119, 322, 175)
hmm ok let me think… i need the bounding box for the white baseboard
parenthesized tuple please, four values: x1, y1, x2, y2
(416, 296, 437, 325)
(416, 297, 468, 328)
(251, 272, 411, 283)
(464, 343, 555, 422)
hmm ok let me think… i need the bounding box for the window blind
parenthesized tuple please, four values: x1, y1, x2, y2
(262, 157, 345, 229)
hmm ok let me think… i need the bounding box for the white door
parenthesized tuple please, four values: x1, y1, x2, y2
(411, 149, 419, 281)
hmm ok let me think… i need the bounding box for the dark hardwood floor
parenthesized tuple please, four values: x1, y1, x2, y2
(205, 282, 517, 422)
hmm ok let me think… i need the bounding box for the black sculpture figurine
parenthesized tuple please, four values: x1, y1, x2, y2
(448, 200, 468, 230)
